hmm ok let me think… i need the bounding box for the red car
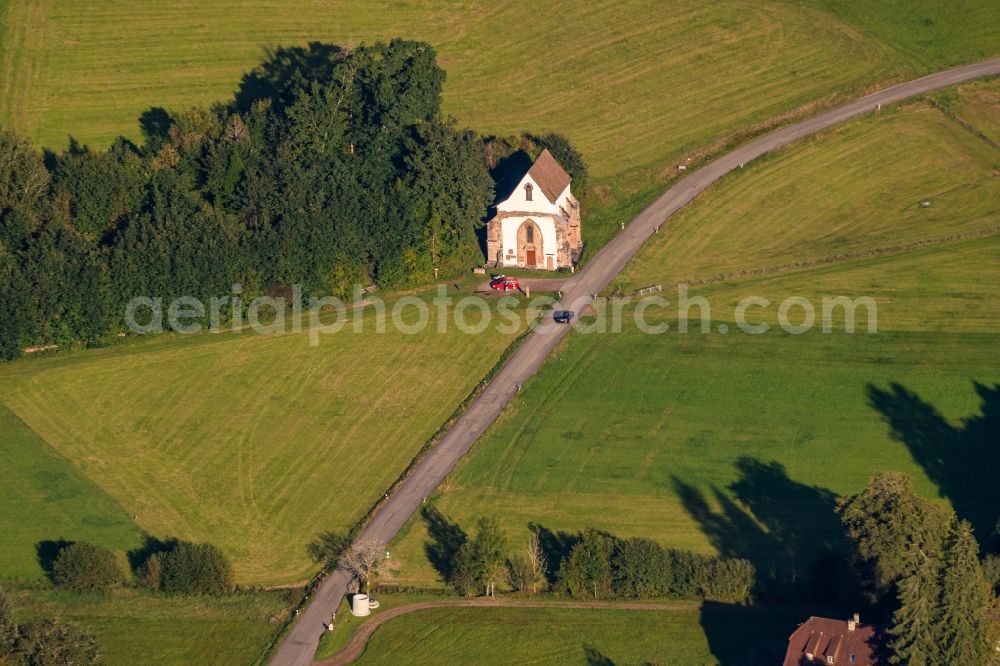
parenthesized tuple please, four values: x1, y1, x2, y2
(490, 275, 521, 292)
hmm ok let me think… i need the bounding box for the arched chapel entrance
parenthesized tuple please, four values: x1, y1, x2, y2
(516, 219, 542, 268)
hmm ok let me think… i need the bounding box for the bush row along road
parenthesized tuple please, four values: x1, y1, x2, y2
(269, 57, 1000, 666)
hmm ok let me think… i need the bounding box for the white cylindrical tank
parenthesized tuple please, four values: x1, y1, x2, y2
(350, 593, 370, 617)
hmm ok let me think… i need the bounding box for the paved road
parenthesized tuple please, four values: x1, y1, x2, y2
(269, 57, 1000, 666)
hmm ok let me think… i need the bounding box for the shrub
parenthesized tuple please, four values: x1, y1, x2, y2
(696, 557, 756, 603)
(137, 552, 163, 591)
(50, 542, 126, 591)
(14, 618, 101, 665)
(160, 542, 233, 595)
(612, 537, 669, 598)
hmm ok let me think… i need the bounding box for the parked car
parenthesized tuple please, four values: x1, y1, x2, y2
(553, 310, 574, 323)
(490, 275, 521, 292)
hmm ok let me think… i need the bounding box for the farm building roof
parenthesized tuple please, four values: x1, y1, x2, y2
(783, 615, 881, 666)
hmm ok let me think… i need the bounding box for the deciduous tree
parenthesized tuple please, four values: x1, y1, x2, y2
(340, 540, 385, 594)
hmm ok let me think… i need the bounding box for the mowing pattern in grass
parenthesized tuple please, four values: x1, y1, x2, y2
(386, 88, 1000, 587)
(622, 100, 1000, 290)
(947, 77, 1000, 145)
(352, 605, 802, 665)
(9, 588, 286, 666)
(0, 303, 520, 585)
(0, 403, 140, 582)
(818, 0, 1000, 69)
(0, 0, 908, 178)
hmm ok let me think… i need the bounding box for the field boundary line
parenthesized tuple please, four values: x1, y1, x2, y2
(671, 225, 1000, 289)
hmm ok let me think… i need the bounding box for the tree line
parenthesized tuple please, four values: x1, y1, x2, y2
(0, 38, 586, 360)
(411, 514, 756, 604)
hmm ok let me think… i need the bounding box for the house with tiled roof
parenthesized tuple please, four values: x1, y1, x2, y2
(485, 149, 582, 270)
(783, 613, 883, 666)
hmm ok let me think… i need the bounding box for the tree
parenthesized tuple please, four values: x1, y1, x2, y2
(340, 540, 385, 594)
(612, 537, 668, 598)
(449, 517, 507, 596)
(449, 541, 479, 596)
(936, 520, 995, 665)
(837, 472, 950, 600)
(50, 542, 126, 592)
(401, 119, 494, 279)
(889, 516, 996, 666)
(159, 542, 233, 595)
(14, 618, 101, 666)
(506, 552, 531, 593)
(0, 129, 49, 211)
(0, 590, 17, 656)
(983, 554, 1000, 596)
(525, 532, 548, 595)
(558, 530, 614, 599)
(473, 517, 506, 597)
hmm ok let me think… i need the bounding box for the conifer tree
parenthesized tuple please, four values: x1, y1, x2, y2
(937, 520, 995, 666)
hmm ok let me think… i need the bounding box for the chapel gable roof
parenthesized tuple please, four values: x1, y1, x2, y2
(526, 149, 572, 204)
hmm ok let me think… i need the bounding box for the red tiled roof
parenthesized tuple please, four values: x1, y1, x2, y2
(783, 616, 881, 666)
(526, 149, 572, 204)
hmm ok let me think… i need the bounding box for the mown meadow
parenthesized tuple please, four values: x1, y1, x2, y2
(386, 85, 1000, 589)
(0, 2, 997, 662)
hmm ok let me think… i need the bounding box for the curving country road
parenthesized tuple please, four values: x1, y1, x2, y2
(269, 57, 1000, 666)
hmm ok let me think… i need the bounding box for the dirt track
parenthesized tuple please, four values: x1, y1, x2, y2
(315, 598, 704, 665)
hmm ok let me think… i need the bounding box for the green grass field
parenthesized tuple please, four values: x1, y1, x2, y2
(0, 403, 141, 581)
(0, 297, 524, 585)
(386, 88, 1000, 587)
(8, 587, 286, 665)
(0, 0, 908, 177)
(621, 101, 1000, 290)
(351, 604, 802, 665)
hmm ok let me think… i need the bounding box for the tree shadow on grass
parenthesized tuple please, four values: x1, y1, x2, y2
(582, 644, 615, 666)
(35, 539, 72, 580)
(867, 382, 1000, 549)
(126, 534, 178, 571)
(306, 531, 351, 572)
(528, 522, 582, 585)
(421, 506, 466, 583)
(699, 601, 802, 666)
(234, 42, 346, 113)
(138, 107, 173, 147)
(674, 458, 859, 604)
